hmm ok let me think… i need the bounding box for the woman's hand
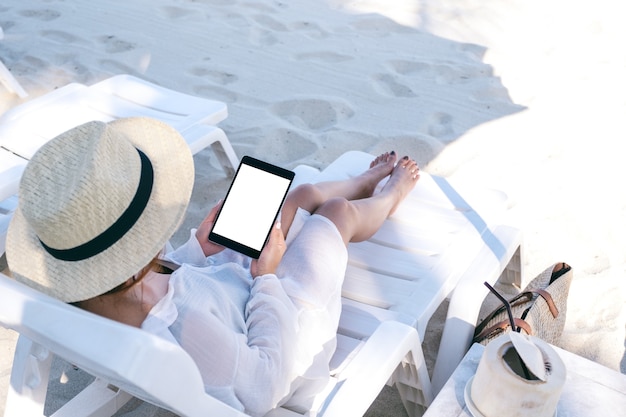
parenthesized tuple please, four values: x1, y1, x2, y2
(195, 200, 226, 257)
(251, 222, 286, 278)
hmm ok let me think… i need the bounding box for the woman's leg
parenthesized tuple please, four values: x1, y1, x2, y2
(280, 151, 399, 236)
(314, 157, 420, 244)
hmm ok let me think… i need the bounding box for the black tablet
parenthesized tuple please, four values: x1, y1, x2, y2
(209, 156, 295, 259)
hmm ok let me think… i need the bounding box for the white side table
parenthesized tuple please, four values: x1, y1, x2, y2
(425, 343, 626, 417)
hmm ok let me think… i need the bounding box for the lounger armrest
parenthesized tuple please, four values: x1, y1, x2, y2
(0, 83, 86, 123)
(90, 75, 228, 126)
(0, 273, 248, 417)
(319, 321, 424, 417)
(430, 224, 523, 394)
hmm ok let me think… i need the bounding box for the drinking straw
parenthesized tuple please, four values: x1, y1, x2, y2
(484, 281, 517, 331)
(483, 281, 532, 379)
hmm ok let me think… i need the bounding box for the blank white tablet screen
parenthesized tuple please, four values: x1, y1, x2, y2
(211, 163, 291, 251)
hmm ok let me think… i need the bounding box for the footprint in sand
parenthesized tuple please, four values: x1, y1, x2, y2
(224, 12, 250, 29)
(371, 73, 416, 98)
(236, 127, 317, 164)
(295, 51, 352, 64)
(17, 55, 46, 76)
(246, 2, 278, 13)
(41, 30, 81, 44)
(247, 12, 292, 46)
(433, 62, 496, 85)
(249, 27, 279, 46)
(426, 112, 455, 140)
(253, 14, 289, 32)
(159, 6, 196, 20)
(318, 131, 381, 158)
(189, 67, 238, 85)
(388, 60, 432, 76)
(192, 84, 238, 104)
(378, 134, 445, 166)
(388, 59, 477, 85)
(18, 9, 61, 21)
(97, 35, 136, 54)
(271, 99, 354, 131)
(248, 9, 329, 44)
(288, 21, 329, 39)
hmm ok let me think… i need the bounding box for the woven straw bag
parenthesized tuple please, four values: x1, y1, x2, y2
(473, 262, 573, 345)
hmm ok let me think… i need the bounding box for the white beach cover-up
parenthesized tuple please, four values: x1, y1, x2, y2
(141, 209, 347, 416)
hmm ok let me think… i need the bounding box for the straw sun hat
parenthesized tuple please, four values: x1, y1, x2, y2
(6, 117, 194, 303)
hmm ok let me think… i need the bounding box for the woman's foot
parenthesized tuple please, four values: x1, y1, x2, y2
(369, 151, 397, 171)
(354, 151, 398, 198)
(381, 155, 420, 216)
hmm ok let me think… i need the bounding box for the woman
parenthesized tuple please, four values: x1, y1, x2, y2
(6, 117, 419, 416)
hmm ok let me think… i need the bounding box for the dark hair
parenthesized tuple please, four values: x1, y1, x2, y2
(101, 257, 159, 296)
(70, 254, 169, 306)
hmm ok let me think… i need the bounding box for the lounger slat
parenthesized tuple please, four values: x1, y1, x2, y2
(90, 74, 227, 125)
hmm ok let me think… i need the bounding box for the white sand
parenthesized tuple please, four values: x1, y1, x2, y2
(0, 0, 624, 415)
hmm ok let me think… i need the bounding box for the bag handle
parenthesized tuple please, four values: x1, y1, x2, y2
(473, 291, 532, 336)
(550, 262, 571, 283)
(473, 288, 559, 339)
(473, 318, 533, 343)
(527, 289, 559, 318)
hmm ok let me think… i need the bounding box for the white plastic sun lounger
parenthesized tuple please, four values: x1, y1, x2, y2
(0, 74, 239, 257)
(0, 26, 28, 99)
(0, 74, 237, 183)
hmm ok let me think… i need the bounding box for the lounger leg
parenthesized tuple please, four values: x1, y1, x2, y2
(0, 60, 27, 98)
(183, 124, 238, 177)
(50, 379, 133, 417)
(497, 244, 524, 289)
(4, 336, 52, 417)
(209, 134, 238, 177)
(4, 335, 133, 417)
(392, 342, 433, 417)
